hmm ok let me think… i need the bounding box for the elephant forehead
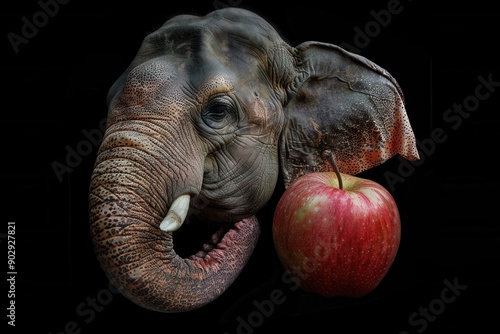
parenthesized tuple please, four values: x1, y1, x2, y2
(158, 8, 280, 46)
(111, 8, 288, 117)
(141, 8, 281, 65)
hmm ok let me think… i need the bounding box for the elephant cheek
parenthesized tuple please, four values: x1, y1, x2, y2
(198, 142, 280, 222)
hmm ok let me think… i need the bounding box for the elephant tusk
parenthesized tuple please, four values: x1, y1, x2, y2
(160, 194, 191, 232)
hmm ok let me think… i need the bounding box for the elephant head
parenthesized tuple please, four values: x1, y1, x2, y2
(88, 8, 419, 312)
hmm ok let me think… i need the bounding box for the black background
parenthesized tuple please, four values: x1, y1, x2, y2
(3, 0, 499, 333)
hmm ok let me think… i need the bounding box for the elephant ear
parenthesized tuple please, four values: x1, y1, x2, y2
(279, 41, 419, 187)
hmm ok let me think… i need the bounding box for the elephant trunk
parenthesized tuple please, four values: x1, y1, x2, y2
(88, 127, 260, 312)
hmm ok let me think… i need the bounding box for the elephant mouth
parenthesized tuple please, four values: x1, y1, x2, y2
(178, 219, 251, 259)
(160, 194, 257, 259)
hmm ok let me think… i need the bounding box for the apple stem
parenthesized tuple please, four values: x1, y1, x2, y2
(323, 150, 343, 190)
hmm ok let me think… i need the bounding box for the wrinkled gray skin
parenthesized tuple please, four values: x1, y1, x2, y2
(89, 8, 419, 312)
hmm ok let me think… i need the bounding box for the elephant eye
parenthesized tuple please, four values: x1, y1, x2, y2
(201, 96, 237, 129)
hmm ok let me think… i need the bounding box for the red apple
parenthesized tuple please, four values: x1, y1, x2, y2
(272, 172, 401, 298)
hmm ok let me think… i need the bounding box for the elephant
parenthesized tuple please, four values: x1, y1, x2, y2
(88, 7, 419, 313)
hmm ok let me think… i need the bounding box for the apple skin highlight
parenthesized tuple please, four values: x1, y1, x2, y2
(272, 172, 401, 298)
